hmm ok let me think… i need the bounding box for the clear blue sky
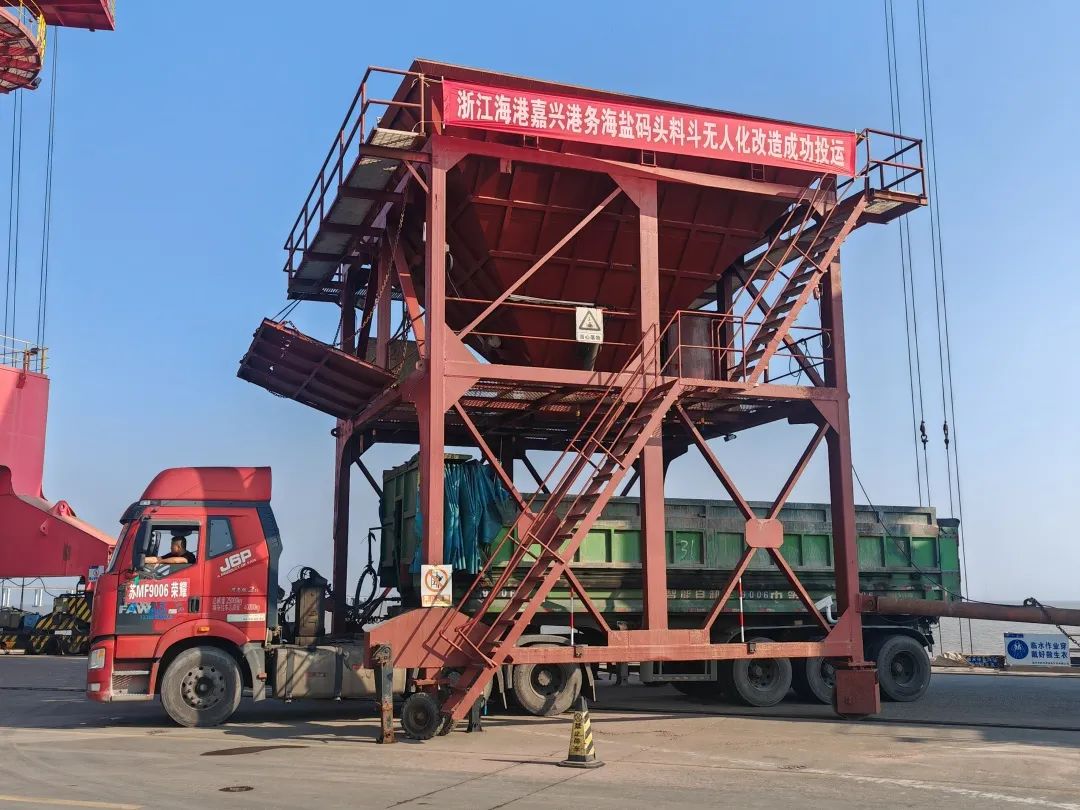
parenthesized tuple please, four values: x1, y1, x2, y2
(6, 1, 1077, 600)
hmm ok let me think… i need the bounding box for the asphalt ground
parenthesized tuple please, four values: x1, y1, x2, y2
(1, 656, 1078, 809)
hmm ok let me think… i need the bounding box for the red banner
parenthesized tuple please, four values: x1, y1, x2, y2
(443, 80, 857, 177)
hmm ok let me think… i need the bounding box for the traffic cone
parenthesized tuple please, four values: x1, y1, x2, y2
(558, 696, 604, 769)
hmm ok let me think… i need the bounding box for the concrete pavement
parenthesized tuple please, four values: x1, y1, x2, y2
(1, 657, 1078, 809)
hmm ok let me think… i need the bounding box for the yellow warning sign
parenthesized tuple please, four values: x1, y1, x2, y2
(575, 306, 604, 344)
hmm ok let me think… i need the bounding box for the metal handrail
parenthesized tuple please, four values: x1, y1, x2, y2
(0, 334, 47, 374)
(283, 66, 434, 279)
(452, 318, 671, 636)
(7, 1, 46, 55)
(855, 128, 926, 199)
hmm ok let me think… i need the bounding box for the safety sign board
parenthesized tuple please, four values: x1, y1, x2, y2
(421, 564, 453, 608)
(1003, 632, 1071, 667)
(575, 307, 604, 344)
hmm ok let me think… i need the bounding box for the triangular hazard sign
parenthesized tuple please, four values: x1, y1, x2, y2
(578, 310, 601, 331)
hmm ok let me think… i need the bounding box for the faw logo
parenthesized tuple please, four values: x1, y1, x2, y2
(219, 549, 253, 576)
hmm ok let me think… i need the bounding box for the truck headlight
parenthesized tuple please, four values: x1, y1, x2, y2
(88, 647, 106, 670)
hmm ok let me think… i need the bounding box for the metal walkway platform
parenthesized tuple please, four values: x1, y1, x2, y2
(237, 319, 396, 419)
(287, 127, 425, 302)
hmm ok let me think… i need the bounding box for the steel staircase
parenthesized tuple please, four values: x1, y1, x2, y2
(731, 179, 869, 385)
(436, 338, 682, 721)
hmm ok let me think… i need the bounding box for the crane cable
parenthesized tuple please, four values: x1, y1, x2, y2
(915, 0, 973, 653)
(35, 29, 58, 349)
(884, 0, 932, 508)
(3, 86, 24, 339)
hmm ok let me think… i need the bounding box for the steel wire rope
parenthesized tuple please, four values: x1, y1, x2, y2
(884, 0, 930, 510)
(4, 88, 24, 338)
(35, 28, 57, 349)
(916, 0, 974, 655)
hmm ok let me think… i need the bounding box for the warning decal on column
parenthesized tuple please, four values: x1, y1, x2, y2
(421, 564, 453, 608)
(575, 307, 604, 344)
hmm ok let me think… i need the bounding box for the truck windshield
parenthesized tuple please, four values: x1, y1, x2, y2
(105, 523, 132, 573)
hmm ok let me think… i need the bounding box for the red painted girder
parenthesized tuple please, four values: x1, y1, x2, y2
(0, 364, 48, 497)
(0, 1, 116, 30)
(0, 9, 43, 93)
(506, 637, 850, 665)
(0, 467, 114, 578)
(861, 596, 1080, 627)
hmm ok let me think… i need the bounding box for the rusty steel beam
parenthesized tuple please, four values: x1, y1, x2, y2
(861, 596, 1080, 627)
(508, 638, 836, 665)
(457, 186, 622, 339)
(435, 135, 812, 201)
(452, 402, 531, 513)
(768, 423, 828, 519)
(675, 404, 755, 521)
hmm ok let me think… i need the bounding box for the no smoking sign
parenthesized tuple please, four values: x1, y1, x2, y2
(421, 564, 453, 607)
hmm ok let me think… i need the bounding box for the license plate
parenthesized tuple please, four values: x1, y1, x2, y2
(54, 630, 73, 636)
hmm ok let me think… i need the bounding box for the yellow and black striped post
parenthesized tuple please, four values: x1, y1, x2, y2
(558, 696, 604, 769)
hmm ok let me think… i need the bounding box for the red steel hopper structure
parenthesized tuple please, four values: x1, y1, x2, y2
(239, 60, 928, 726)
(0, 1, 114, 93)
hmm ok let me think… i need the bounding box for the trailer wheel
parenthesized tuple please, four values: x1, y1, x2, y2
(874, 635, 930, 702)
(401, 692, 442, 740)
(511, 650, 582, 717)
(160, 647, 242, 728)
(723, 638, 792, 707)
(791, 656, 835, 704)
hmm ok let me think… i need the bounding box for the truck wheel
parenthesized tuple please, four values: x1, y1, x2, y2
(724, 639, 792, 707)
(791, 656, 835, 704)
(401, 692, 442, 740)
(874, 635, 930, 702)
(512, 654, 582, 717)
(160, 647, 242, 728)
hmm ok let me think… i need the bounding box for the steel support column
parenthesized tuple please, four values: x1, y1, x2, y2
(821, 256, 878, 717)
(331, 431, 353, 633)
(331, 266, 359, 632)
(419, 152, 449, 566)
(620, 176, 668, 630)
(376, 246, 391, 368)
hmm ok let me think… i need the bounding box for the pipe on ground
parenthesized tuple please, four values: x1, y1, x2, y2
(860, 596, 1080, 627)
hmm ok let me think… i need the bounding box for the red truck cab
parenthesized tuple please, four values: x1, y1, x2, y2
(87, 467, 281, 724)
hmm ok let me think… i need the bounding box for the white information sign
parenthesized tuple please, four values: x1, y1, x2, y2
(1004, 632, 1071, 667)
(421, 564, 453, 608)
(575, 307, 604, 344)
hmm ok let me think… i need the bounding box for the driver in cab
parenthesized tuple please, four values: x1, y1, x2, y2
(144, 535, 196, 566)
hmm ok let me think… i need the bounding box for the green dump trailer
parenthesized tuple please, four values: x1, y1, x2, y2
(378, 456, 960, 712)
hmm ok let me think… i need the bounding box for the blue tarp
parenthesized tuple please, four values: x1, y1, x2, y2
(412, 459, 510, 574)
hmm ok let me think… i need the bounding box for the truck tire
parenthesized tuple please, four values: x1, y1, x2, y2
(723, 639, 792, 707)
(401, 692, 442, 740)
(791, 656, 835, 704)
(874, 635, 930, 702)
(512, 650, 582, 717)
(160, 647, 242, 728)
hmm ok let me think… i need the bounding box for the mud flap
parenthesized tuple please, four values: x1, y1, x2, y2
(582, 661, 597, 702)
(242, 643, 267, 702)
